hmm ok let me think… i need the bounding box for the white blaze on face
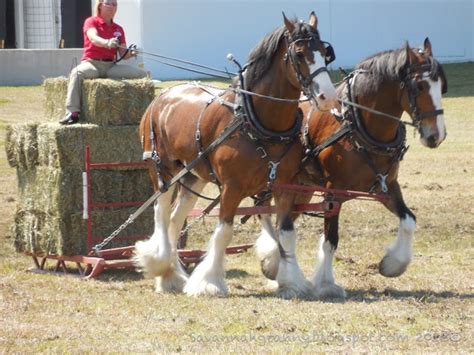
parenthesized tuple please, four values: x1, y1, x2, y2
(307, 51, 337, 111)
(420, 74, 446, 147)
(428, 76, 446, 142)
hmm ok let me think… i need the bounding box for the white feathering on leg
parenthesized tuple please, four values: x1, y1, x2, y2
(184, 222, 232, 297)
(311, 234, 346, 299)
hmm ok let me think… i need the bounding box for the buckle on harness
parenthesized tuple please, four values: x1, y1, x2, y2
(257, 146, 267, 159)
(376, 173, 388, 193)
(268, 161, 280, 181)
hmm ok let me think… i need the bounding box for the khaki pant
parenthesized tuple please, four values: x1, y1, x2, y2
(65, 59, 147, 113)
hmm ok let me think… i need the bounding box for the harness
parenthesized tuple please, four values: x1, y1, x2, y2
(341, 71, 409, 192)
(147, 29, 334, 197)
(299, 70, 408, 194)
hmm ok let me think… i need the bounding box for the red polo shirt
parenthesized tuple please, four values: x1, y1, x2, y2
(81, 16, 126, 61)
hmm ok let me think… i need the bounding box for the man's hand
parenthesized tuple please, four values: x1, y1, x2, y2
(106, 38, 119, 48)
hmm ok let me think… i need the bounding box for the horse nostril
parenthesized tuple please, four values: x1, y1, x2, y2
(427, 134, 438, 147)
(317, 93, 326, 101)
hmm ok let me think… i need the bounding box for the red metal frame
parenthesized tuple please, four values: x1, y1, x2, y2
(26, 145, 385, 279)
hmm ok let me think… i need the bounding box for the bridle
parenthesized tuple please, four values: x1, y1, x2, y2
(400, 55, 445, 129)
(232, 29, 336, 143)
(285, 31, 335, 104)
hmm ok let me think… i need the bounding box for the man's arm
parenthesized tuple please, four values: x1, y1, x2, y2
(86, 27, 119, 48)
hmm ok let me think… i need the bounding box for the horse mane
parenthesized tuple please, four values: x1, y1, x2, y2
(352, 45, 446, 97)
(352, 47, 409, 97)
(243, 19, 319, 89)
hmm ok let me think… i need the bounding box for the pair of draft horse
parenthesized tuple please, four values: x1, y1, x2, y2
(134, 12, 447, 299)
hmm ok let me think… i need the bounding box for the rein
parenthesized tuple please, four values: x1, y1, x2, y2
(118, 44, 237, 80)
(114, 44, 135, 64)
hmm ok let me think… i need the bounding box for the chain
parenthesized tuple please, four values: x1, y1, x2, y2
(92, 215, 135, 254)
(178, 195, 221, 241)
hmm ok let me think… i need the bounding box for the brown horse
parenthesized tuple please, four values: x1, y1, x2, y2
(134, 12, 338, 298)
(256, 38, 448, 299)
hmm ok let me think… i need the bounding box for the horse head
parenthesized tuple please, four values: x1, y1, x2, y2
(282, 11, 337, 111)
(401, 38, 448, 148)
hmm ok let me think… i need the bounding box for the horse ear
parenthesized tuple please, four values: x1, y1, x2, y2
(405, 41, 416, 65)
(282, 12, 295, 33)
(424, 37, 433, 56)
(308, 11, 318, 29)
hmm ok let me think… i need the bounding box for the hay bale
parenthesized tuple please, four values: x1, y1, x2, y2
(9, 122, 156, 255)
(43, 77, 155, 125)
(43, 76, 68, 121)
(13, 164, 154, 255)
(13, 206, 154, 256)
(36, 123, 144, 167)
(5, 124, 39, 170)
(16, 166, 153, 213)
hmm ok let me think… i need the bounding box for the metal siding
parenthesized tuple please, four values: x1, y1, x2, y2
(114, 0, 473, 80)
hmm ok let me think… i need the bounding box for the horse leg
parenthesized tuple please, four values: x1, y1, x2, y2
(183, 186, 238, 297)
(274, 195, 313, 299)
(154, 174, 208, 293)
(255, 192, 313, 281)
(255, 210, 280, 281)
(311, 214, 347, 299)
(133, 184, 176, 280)
(379, 181, 416, 277)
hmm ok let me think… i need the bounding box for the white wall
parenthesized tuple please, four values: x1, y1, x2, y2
(115, 0, 473, 80)
(0, 49, 83, 85)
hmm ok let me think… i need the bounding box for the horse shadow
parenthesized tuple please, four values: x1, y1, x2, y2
(345, 288, 474, 303)
(93, 267, 251, 282)
(94, 268, 474, 304)
(240, 287, 474, 303)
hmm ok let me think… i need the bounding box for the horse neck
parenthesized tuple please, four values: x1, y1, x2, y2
(247, 51, 301, 132)
(356, 81, 404, 142)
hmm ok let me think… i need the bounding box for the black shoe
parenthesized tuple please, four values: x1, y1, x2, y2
(59, 112, 79, 125)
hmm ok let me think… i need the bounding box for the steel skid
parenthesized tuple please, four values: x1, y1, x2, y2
(26, 145, 385, 278)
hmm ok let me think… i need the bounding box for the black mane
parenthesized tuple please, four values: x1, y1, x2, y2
(244, 19, 320, 89)
(352, 48, 408, 97)
(351, 45, 447, 97)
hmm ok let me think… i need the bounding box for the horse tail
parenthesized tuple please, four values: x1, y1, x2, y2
(139, 98, 160, 160)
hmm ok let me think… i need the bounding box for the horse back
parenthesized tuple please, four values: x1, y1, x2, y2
(139, 83, 235, 172)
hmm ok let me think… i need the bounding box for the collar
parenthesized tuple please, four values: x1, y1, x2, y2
(95, 15, 115, 26)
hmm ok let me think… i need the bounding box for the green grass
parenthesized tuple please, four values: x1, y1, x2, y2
(0, 63, 473, 352)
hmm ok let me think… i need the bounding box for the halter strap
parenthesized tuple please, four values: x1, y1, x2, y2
(401, 63, 444, 126)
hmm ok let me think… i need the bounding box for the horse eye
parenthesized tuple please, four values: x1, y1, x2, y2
(296, 51, 305, 59)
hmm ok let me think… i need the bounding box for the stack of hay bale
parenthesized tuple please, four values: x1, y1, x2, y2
(6, 77, 156, 255)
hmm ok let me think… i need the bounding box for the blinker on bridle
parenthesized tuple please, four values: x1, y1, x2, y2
(284, 31, 336, 101)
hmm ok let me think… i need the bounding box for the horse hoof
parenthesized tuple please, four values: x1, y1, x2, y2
(184, 281, 228, 297)
(261, 257, 279, 280)
(277, 286, 300, 300)
(315, 283, 347, 300)
(379, 254, 410, 277)
(133, 239, 172, 278)
(276, 281, 313, 300)
(256, 234, 280, 280)
(154, 269, 188, 293)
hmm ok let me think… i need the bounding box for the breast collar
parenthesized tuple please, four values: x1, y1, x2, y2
(340, 71, 407, 157)
(230, 63, 303, 144)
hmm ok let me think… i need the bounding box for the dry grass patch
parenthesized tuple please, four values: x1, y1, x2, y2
(0, 64, 473, 352)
